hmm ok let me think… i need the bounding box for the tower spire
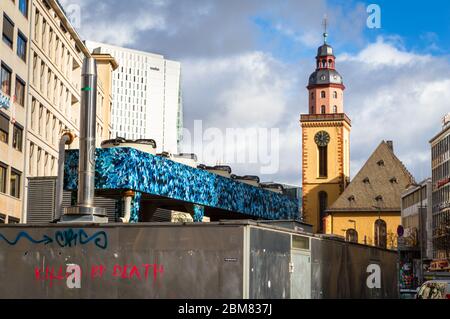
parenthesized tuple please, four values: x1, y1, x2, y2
(322, 14, 328, 44)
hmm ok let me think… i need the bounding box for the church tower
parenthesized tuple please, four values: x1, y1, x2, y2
(300, 28, 351, 233)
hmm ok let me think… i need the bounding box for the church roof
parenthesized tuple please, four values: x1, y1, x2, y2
(327, 141, 415, 212)
(308, 69, 343, 86)
(317, 43, 334, 57)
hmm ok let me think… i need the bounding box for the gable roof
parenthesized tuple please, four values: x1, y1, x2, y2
(327, 141, 415, 212)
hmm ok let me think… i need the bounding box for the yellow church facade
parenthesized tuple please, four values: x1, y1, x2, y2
(300, 33, 414, 248)
(300, 35, 351, 233)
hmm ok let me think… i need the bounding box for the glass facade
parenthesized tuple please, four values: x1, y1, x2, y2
(431, 129, 450, 259)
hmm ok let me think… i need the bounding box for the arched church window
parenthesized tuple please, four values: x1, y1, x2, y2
(333, 105, 337, 113)
(318, 191, 328, 232)
(328, 59, 333, 68)
(318, 145, 327, 177)
(322, 59, 326, 68)
(346, 229, 358, 243)
(310, 106, 315, 114)
(374, 219, 387, 248)
(311, 92, 314, 100)
(333, 91, 337, 98)
(321, 91, 326, 98)
(321, 105, 326, 114)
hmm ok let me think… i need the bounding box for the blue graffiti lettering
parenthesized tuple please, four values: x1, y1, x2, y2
(0, 232, 53, 245)
(0, 229, 108, 249)
(78, 229, 108, 249)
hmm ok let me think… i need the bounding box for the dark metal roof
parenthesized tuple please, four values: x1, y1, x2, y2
(308, 69, 343, 86)
(231, 175, 260, 183)
(317, 43, 334, 57)
(197, 164, 232, 174)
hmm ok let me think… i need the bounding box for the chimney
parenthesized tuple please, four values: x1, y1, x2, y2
(386, 140, 394, 152)
(59, 57, 107, 223)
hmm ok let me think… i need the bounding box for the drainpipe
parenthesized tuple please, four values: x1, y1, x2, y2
(59, 57, 107, 223)
(54, 130, 75, 221)
(120, 190, 135, 223)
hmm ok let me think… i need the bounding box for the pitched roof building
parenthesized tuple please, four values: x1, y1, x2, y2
(325, 141, 415, 249)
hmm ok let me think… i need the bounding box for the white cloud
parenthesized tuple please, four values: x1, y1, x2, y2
(338, 37, 432, 68)
(180, 52, 301, 182)
(340, 37, 450, 181)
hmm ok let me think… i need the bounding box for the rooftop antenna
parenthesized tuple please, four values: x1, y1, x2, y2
(322, 14, 328, 44)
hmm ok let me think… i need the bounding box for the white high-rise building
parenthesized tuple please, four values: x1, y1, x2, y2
(85, 41, 182, 154)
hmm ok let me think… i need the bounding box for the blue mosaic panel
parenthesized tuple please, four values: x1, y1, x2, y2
(193, 204, 205, 222)
(64, 147, 299, 220)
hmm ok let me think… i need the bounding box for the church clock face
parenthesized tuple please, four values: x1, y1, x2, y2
(314, 131, 330, 147)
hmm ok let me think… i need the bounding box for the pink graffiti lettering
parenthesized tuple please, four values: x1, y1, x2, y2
(91, 265, 106, 279)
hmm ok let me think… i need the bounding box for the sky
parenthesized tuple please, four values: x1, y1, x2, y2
(61, 0, 450, 186)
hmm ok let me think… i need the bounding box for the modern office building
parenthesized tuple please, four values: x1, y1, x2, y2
(0, 0, 30, 224)
(430, 114, 450, 259)
(399, 178, 432, 291)
(85, 41, 182, 154)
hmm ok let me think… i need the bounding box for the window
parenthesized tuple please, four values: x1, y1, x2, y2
(321, 105, 326, 114)
(12, 124, 23, 151)
(0, 112, 9, 144)
(0, 163, 6, 193)
(17, 31, 27, 61)
(333, 91, 337, 98)
(8, 216, 20, 224)
(2, 14, 14, 48)
(318, 191, 328, 233)
(15, 77, 25, 106)
(19, 0, 29, 17)
(1, 64, 12, 95)
(346, 229, 358, 243)
(0, 213, 5, 224)
(10, 169, 21, 198)
(333, 105, 337, 113)
(319, 145, 328, 177)
(321, 91, 326, 98)
(374, 219, 387, 248)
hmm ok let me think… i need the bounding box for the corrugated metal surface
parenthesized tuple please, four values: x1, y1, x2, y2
(28, 177, 118, 223)
(27, 178, 56, 224)
(61, 192, 117, 222)
(150, 208, 172, 222)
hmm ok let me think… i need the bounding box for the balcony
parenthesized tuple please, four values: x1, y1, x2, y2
(300, 113, 351, 125)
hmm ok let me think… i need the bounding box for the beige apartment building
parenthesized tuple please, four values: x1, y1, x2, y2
(1, 0, 117, 223)
(0, 0, 30, 224)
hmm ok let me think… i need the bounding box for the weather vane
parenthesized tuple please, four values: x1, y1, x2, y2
(322, 14, 328, 43)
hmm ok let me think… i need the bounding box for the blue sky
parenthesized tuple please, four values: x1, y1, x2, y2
(66, 0, 450, 185)
(253, 0, 450, 63)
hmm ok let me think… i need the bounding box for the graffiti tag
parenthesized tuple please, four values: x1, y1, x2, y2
(0, 229, 108, 249)
(34, 263, 164, 288)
